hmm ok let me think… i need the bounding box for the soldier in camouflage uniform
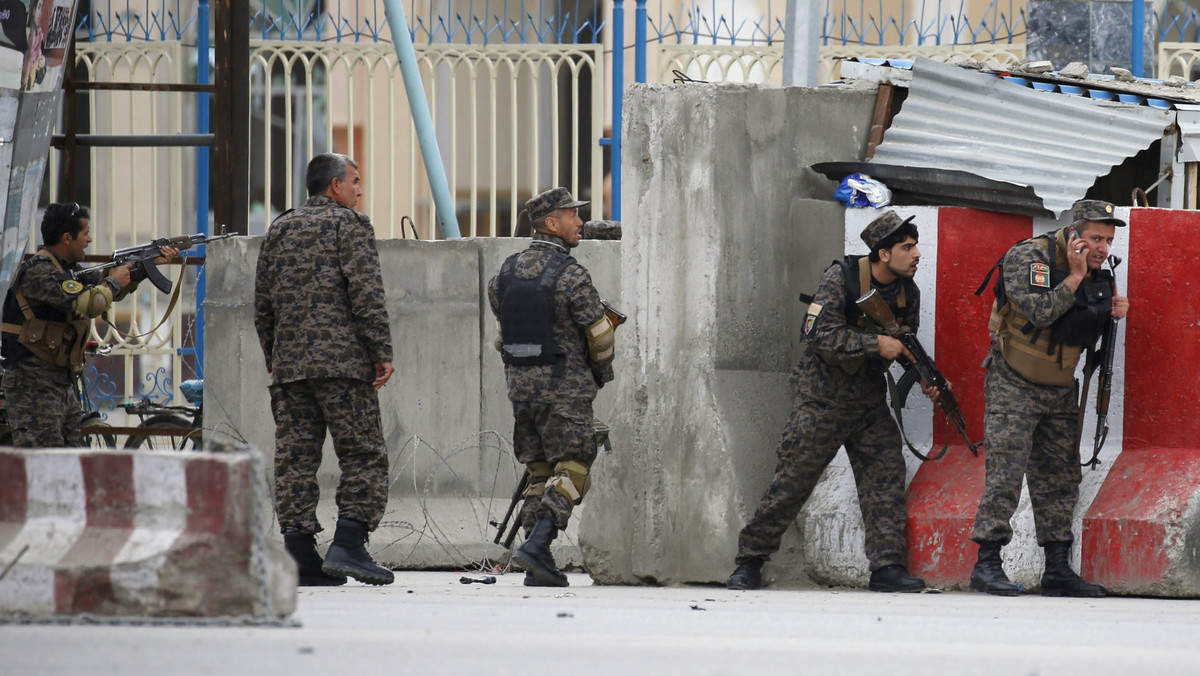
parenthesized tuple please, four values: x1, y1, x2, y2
(255, 153, 395, 587)
(969, 200, 1129, 597)
(1, 202, 177, 447)
(727, 211, 936, 593)
(487, 187, 616, 587)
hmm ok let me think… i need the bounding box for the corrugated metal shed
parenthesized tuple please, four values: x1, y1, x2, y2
(815, 58, 1174, 217)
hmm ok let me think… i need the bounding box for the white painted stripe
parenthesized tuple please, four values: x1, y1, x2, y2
(109, 454, 191, 605)
(0, 451, 87, 613)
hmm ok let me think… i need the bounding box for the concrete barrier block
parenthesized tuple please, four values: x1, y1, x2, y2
(1083, 449, 1200, 596)
(0, 448, 295, 619)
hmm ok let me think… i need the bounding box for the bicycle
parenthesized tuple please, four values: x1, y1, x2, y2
(122, 379, 204, 451)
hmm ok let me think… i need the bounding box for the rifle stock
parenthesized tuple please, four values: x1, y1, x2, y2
(856, 288, 982, 459)
(602, 300, 627, 328)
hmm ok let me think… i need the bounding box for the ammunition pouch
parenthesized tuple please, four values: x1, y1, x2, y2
(1049, 276, 1112, 348)
(3, 317, 91, 370)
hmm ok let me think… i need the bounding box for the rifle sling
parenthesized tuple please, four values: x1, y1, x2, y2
(886, 369, 949, 462)
(106, 269, 183, 342)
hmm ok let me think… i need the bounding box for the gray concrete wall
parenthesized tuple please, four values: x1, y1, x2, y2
(579, 82, 878, 585)
(205, 236, 621, 569)
(206, 81, 877, 582)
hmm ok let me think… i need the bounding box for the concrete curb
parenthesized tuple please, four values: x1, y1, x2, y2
(0, 447, 296, 619)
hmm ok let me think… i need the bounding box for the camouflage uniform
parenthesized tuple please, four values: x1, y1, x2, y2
(487, 232, 614, 531)
(254, 194, 393, 535)
(735, 262, 915, 572)
(971, 236, 1089, 546)
(1, 251, 121, 448)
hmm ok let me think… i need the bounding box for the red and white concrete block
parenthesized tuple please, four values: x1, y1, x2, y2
(0, 448, 296, 619)
(801, 206, 1200, 596)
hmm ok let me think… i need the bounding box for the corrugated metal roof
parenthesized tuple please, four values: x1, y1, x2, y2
(821, 58, 1174, 217)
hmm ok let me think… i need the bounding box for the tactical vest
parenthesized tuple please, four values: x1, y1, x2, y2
(801, 256, 918, 374)
(496, 251, 573, 367)
(1, 250, 92, 371)
(978, 230, 1113, 386)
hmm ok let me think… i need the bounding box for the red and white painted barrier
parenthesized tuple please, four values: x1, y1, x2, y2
(0, 448, 296, 619)
(838, 206, 1200, 596)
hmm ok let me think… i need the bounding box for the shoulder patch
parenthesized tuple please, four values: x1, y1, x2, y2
(61, 279, 84, 294)
(803, 302, 823, 335)
(1029, 262, 1051, 289)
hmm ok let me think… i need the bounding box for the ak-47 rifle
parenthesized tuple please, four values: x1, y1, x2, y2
(491, 472, 530, 548)
(856, 288, 983, 461)
(74, 229, 234, 294)
(1076, 255, 1121, 469)
(602, 300, 627, 328)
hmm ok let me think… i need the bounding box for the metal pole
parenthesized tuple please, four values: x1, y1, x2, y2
(1132, 0, 1145, 77)
(635, 0, 647, 83)
(381, 0, 461, 239)
(195, 0, 211, 377)
(611, 0, 624, 220)
(782, 0, 822, 86)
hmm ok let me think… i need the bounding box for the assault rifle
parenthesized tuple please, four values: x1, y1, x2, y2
(74, 230, 234, 294)
(602, 300, 627, 328)
(491, 471, 530, 548)
(1076, 255, 1121, 469)
(856, 288, 983, 461)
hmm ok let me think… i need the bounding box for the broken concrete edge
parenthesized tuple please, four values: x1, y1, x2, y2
(0, 446, 298, 620)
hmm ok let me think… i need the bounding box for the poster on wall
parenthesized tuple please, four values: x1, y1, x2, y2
(0, 0, 30, 89)
(21, 0, 73, 93)
(0, 0, 77, 302)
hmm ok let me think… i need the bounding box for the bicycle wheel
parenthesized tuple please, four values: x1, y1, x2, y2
(124, 415, 195, 451)
(83, 417, 118, 449)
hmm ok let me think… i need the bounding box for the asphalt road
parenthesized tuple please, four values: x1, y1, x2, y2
(5, 572, 1200, 675)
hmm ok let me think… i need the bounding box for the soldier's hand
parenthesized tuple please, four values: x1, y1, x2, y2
(373, 362, 394, 390)
(921, 379, 946, 405)
(878, 335, 913, 362)
(1067, 230, 1090, 278)
(153, 246, 181, 265)
(1112, 295, 1129, 320)
(109, 264, 133, 288)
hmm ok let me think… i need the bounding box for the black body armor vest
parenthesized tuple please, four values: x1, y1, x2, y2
(496, 252, 573, 366)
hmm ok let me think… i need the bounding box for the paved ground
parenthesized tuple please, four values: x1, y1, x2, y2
(5, 572, 1200, 675)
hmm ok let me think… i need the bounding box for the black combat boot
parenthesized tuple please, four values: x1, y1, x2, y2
(868, 564, 926, 593)
(726, 557, 765, 590)
(321, 518, 395, 586)
(512, 517, 568, 587)
(970, 541, 1023, 596)
(1040, 541, 1106, 597)
(283, 530, 347, 587)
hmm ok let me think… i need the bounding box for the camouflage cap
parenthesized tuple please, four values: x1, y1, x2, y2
(1071, 199, 1126, 227)
(525, 187, 589, 223)
(860, 210, 916, 250)
(581, 219, 622, 240)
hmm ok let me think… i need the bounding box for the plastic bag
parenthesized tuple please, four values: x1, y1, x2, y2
(835, 172, 893, 208)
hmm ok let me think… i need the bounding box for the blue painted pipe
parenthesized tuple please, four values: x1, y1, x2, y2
(611, 0, 624, 220)
(1132, 0, 1145, 77)
(381, 0, 461, 239)
(635, 0, 647, 82)
(193, 0, 211, 377)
